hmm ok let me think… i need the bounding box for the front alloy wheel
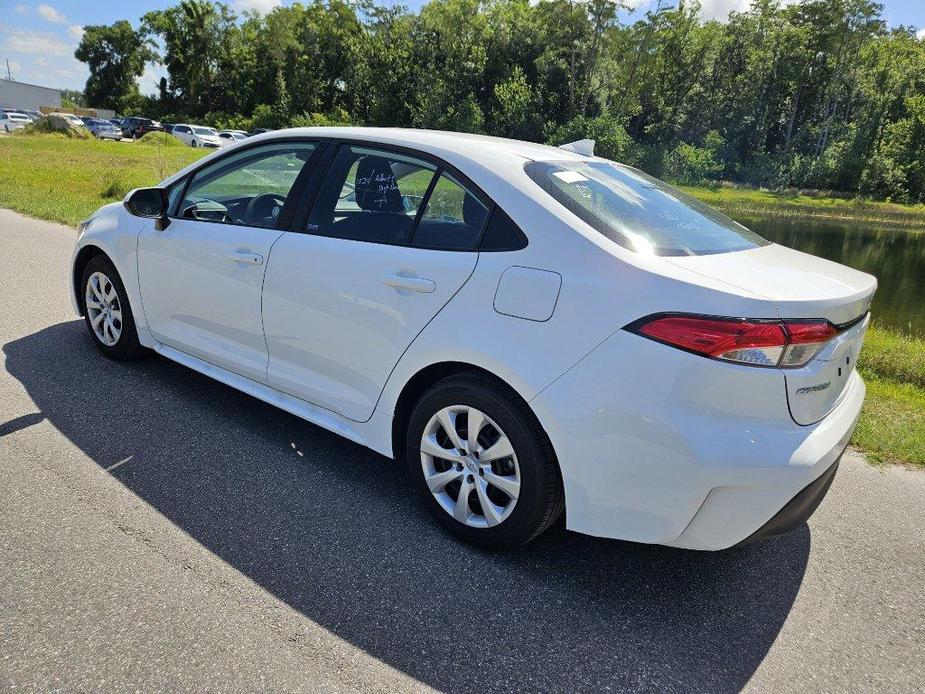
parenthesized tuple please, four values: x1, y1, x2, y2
(85, 271, 122, 346)
(80, 254, 144, 360)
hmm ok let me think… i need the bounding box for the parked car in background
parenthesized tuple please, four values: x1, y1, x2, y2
(3, 107, 31, 120)
(171, 124, 222, 148)
(162, 124, 175, 134)
(69, 127, 876, 551)
(80, 116, 94, 125)
(218, 129, 247, 146)
(249, 127, 273, 136)
(85, 119, 123, 141)
(111, 117, 124, 127)
(0, 111, 31, 132)
(49, 112, 87, 129)
(121, 117, 164, 139)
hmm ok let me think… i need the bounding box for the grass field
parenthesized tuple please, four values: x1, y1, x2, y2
(0, 134, 205, 226)
(1, 134, 922, 468)
(855, 327, 925, 469)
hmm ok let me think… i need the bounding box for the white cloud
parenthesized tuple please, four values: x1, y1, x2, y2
(138, 63, 167, 95)
(0, 26, 71, 56)
(917, 27, 925, 41)
(32, 54, 82, 79)
(232, 0, 281, 14)
(37, 4, 67, 24)
(0, 22, 87, 89)
(625, 0, 803, 23)
(68, 24, 84, 40)
(15, 4, 29, 14)
(697, 0, 752, 21)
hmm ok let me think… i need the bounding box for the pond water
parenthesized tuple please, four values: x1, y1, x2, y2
(742, 217, 925, 336)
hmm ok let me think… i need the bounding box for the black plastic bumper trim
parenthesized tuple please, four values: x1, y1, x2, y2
(739, 450, 844, 545)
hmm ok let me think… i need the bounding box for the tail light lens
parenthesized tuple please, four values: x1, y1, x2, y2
(626, 314, 839, 368)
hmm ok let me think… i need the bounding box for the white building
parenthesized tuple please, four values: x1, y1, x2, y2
(0, 78, 61, 111)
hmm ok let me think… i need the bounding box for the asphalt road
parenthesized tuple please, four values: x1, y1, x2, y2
(1, 207, 923, 693)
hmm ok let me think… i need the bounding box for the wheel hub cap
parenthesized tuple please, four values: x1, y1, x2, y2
(420, 405, 521, 529)
(85, 271, 122, 347)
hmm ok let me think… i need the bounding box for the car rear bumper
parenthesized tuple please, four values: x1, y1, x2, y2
(530, 329, 865, 550)
(738, 454, 841, 545)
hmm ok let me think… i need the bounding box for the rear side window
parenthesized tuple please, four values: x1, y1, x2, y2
(307, 145, 436, 245)
(524, 160, 768, 256)
(413, 172, 490, 250)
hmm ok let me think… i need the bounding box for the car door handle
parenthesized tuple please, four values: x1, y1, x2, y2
(383, 273, 436, 293)
(225, 250, 264, 266)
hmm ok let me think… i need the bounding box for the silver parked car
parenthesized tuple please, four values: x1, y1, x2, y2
(85, 119, 123, 141)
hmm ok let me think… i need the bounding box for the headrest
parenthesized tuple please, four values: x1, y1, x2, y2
(462, 192, 486, 226)
(355, 156, 403, 213)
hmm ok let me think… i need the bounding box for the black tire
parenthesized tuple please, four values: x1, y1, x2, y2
(80, 254, 145, 361)
(405, 373, 564, 549)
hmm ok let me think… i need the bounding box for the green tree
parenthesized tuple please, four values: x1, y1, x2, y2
(74, 20, 154, 112)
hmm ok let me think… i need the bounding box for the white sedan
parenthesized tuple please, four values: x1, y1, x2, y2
(69, 128, 876, 550)
(218, 129, 248, 147)
(0, 111, 30, 132)
(171, 124, 222, 148)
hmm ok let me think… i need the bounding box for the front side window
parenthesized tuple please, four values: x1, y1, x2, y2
(307, 145, 436, 245)
(179, 141, 316, 228)
(525, 160, 768, 256)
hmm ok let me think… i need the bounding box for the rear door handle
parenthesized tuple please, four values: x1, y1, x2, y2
(226, 250, 264, 266)
(383, 273, 436, 294)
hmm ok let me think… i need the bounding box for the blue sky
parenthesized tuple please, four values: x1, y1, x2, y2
(1, 0, 922, 94)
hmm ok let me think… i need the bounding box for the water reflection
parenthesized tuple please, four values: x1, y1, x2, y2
(743, 217, 925, 336)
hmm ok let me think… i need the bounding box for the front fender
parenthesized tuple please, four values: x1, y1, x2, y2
(71, 204, 153, 342)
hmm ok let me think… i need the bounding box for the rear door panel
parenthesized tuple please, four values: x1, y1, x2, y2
(262, 233, 477, 421)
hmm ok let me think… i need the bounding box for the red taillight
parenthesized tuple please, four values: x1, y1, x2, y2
(628, 314, 839, 368)
(779, 320, 838, 367)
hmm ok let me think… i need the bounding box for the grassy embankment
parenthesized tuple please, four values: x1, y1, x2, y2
(682, 184, 925, 230)
(0, 133, 205, 227)
(1, 134, 922, 468)
(855, 328, 925, 469)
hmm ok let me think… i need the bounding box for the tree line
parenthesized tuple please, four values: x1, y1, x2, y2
(75, 0, 925, 202)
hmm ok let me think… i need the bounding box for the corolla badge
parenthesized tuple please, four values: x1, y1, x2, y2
(796, 382, 831, 395)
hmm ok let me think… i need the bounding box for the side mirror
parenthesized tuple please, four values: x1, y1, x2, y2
(124, 187, 171, 230)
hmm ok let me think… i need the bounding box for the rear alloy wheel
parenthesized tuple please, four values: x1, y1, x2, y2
(80, 255, 144, 360)
(406, 374, 563, 548)
(420, 405, 521, 528)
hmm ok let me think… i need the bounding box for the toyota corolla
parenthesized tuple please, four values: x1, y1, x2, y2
(70, 128, 876, 549)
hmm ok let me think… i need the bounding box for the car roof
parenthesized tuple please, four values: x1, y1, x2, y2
(251, 127, 588, 165)
(161, 126, 592, 204)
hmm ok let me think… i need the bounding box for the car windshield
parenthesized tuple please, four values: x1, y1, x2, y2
(524, 160, 769, 256)
(10, 114, 29, 121)
(194, 127, 217, 136)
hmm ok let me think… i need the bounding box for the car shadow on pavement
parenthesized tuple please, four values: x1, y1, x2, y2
(5, 321, 811, 693)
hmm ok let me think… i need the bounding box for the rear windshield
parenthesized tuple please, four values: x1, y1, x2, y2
(524, 160, 768, 256)
(194, 127, 216, 135)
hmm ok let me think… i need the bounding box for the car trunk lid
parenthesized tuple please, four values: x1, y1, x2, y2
(667, 243, 876, 425)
